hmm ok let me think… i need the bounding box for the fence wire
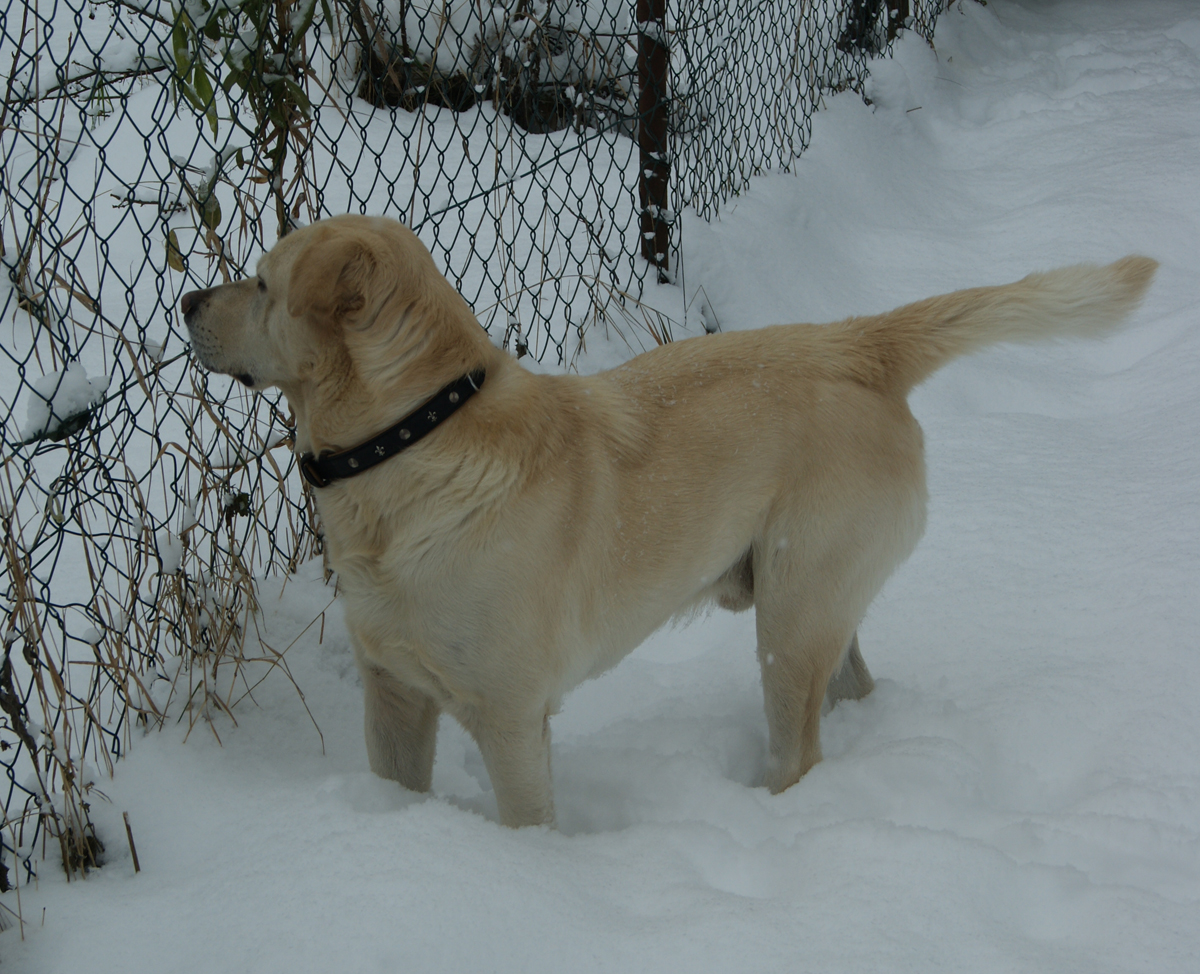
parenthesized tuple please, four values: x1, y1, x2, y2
(0, 0, 943, 891)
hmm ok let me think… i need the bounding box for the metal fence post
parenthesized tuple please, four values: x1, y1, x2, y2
(637, 0, 670, 282)
(889, 1, 911, 41)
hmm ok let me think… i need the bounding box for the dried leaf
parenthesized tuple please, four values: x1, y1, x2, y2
(51, 273, 98, 312)
(166, 230, 185, 272)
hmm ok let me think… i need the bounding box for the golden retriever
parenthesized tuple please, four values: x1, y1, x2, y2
(182, 214, 1155, 827)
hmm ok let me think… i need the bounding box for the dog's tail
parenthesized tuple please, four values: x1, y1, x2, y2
(826, 256, 1158, 395)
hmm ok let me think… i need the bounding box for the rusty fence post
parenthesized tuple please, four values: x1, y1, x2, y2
(637, 0, 670, 282)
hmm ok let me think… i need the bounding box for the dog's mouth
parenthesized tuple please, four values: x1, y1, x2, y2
(186, 342, 256, 390)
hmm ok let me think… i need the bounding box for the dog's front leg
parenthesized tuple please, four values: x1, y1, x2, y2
(359, 660, 440, 793)
(469, 706, 555, 828)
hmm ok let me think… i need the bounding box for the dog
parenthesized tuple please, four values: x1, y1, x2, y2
(182, 214, 1155, 827)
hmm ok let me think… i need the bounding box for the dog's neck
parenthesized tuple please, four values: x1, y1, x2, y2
(285, 329, 500, 460)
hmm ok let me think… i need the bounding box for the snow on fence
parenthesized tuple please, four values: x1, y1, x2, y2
(0, 0, 941, 894)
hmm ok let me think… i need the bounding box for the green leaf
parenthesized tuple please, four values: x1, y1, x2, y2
(172, 19, 192, 77)
(291, 0, 318, 42)
(179, 82, 206, 113)
(193, 63, 219, 137)
(284, 79, 311, 116)
(201, 195, 222, 231)
(166, 230, 185, 272)
(193, 61, 214, 107)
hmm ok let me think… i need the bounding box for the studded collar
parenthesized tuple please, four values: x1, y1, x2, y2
(298, 369, 485, 488)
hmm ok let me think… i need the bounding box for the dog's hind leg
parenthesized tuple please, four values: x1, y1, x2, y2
(756, 610, 854, 793)
(360, 661, 440, 793)
(822, 631, 875, 715)
(754, 550, 881, 793)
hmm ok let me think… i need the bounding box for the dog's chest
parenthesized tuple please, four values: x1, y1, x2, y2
(339, 550, 495, 694)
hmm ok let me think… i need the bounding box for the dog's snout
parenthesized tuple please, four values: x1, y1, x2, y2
(180, 287, 214, 318)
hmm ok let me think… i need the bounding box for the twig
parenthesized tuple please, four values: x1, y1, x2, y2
(122, 811, 141, 872)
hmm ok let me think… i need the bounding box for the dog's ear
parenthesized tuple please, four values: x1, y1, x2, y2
(286, 232, 377, 324)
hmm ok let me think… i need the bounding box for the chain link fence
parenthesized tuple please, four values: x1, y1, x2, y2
(0, 0, 943, 899)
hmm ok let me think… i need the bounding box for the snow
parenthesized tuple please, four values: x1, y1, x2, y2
(5, 0, 1200, 969)
(19, 362, 110, 442)
(154, 530, 184, 575)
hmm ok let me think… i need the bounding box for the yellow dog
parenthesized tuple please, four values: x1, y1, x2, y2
(183, 215, 1155, 826)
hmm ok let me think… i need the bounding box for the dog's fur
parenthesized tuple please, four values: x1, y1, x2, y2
(182, 215, 1156, 827)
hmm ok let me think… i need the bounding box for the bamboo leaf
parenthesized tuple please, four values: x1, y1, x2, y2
(172, 19, 192, 77)
(201, 195, 222, 231)
(193, 63, 219, 137)
(291, 0, 318, 42)
(193, 62, 214, 107)
(179, 83, 206, 113)
(284, 80, 311, 116)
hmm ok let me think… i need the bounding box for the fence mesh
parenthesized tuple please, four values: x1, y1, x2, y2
(0, 0, 942, 892)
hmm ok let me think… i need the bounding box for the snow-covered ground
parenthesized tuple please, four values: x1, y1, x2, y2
(5, 1, 1199, 969)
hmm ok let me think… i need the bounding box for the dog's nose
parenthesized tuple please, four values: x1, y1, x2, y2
(180, 288, 212, 317)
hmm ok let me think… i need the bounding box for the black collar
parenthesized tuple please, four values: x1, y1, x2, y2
(298, 369, 485, 488)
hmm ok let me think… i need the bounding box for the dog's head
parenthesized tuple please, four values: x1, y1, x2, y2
(181, 215, 487, 412)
